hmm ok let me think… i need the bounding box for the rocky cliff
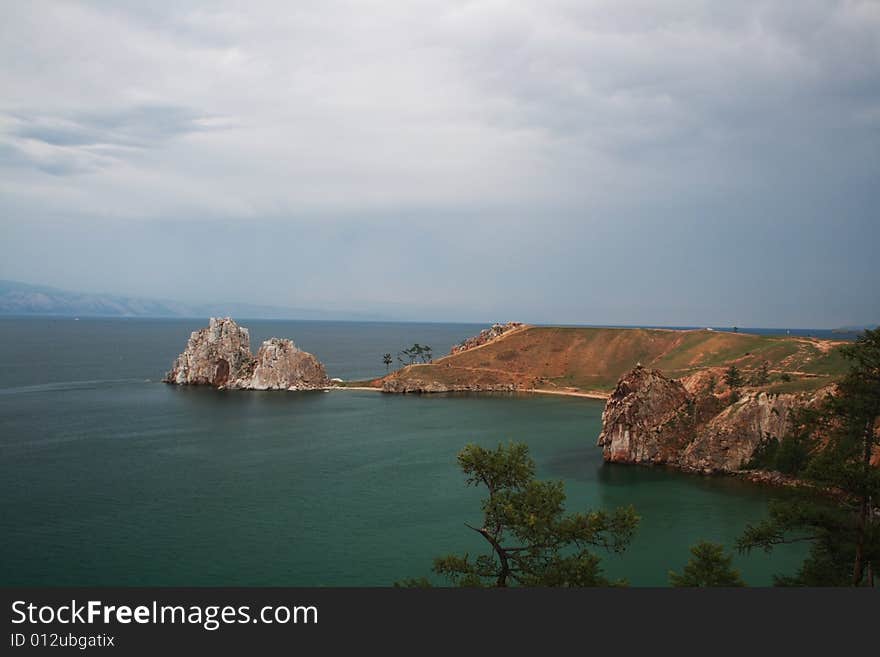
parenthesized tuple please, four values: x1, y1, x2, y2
(597, 365, 822, 474)
(163, 318, 328, 391)
(681, 391, 802, 472)
(595, 366, 693, 464)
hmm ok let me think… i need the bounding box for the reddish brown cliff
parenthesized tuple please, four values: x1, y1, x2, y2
(598, 365, 826, 474)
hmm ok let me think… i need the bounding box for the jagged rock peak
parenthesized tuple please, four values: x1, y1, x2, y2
(163, 317, 254, 387)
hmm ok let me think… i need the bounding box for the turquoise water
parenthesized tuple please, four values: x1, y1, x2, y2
(0, 318, 804, 586)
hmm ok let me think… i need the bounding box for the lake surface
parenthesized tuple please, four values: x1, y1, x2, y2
(0, 317, 806, 586)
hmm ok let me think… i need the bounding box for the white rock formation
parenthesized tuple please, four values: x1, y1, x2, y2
(164, 318, 328, 391)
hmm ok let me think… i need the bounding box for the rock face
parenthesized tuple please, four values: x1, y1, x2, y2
(597, 366, 693, 464)
(681, 392, 801, 472)
(598, 365, 816, 474)
(163, 317, 255, 387)
(246, 338, 329, 390)
(164, 318, 328, 391)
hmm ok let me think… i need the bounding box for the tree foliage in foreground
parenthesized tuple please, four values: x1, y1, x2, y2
(738, 328, 880, 586)
(669, 541, 745, 587)
(405, 442, 639, 587)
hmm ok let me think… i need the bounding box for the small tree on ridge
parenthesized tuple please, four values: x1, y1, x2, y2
(724, 365, 744, 390)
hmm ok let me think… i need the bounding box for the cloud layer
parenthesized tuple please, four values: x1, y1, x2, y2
(2, 1, 878, 326)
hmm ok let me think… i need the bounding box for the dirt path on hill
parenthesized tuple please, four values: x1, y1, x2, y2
(433, 324, 533, 363)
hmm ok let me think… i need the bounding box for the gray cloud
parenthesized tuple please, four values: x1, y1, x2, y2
(0, 1, 878, 326)
(13, 105, 217, 147)
(1, 105, 227, 175)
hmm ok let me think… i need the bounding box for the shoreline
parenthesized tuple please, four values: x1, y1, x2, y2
(332, 384, 609, 400)
(332, 385, 383, 392)
(330, 385, 851, 496)
(527, 387, 609, 400)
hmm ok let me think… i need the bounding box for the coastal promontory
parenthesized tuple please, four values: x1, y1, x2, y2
(164, 317, 329, 391)
(375, 324, 847, 398)
(371, 323, 856, 477)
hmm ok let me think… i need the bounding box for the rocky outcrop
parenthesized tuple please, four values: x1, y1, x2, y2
(598, 365, 818, 474)
(164, 318, 328, 391)
(245, 338, 329, 390)
(163, 317, 255, 387)
(597, 366, 693, 464)
(449, 322, 524, 355)
(681, 392, 801, 472)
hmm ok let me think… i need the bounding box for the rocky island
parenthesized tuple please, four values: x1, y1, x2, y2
(164, 317, 329, 390)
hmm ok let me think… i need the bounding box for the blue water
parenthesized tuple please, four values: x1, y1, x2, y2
(549, 324, 860, 340)
(0, 317, 807, 586)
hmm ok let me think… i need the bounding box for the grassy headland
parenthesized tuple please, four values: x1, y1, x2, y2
(373, 326, 849, 396)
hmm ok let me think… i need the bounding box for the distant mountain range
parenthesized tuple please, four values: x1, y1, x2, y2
(0, 280, 389, 321)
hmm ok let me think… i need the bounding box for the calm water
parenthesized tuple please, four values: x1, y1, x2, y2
(0, 317, 805, 586)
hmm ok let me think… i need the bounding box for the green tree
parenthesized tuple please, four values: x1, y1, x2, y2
(773, 409, 816, 475)
(397, 343, 434, 366)
(754, 361, 770, 386)
(397, 346, 416, 366)
(383, 353, 393, 372)
(417, 442, 639, 587)
(669, 541, 745, 587)
(738, 328, 880, 586)
(724, 364, 744, 390)
(746, 409, 818, 475)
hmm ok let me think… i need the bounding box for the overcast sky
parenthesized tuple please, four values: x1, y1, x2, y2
(1, 1, 878, 327)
